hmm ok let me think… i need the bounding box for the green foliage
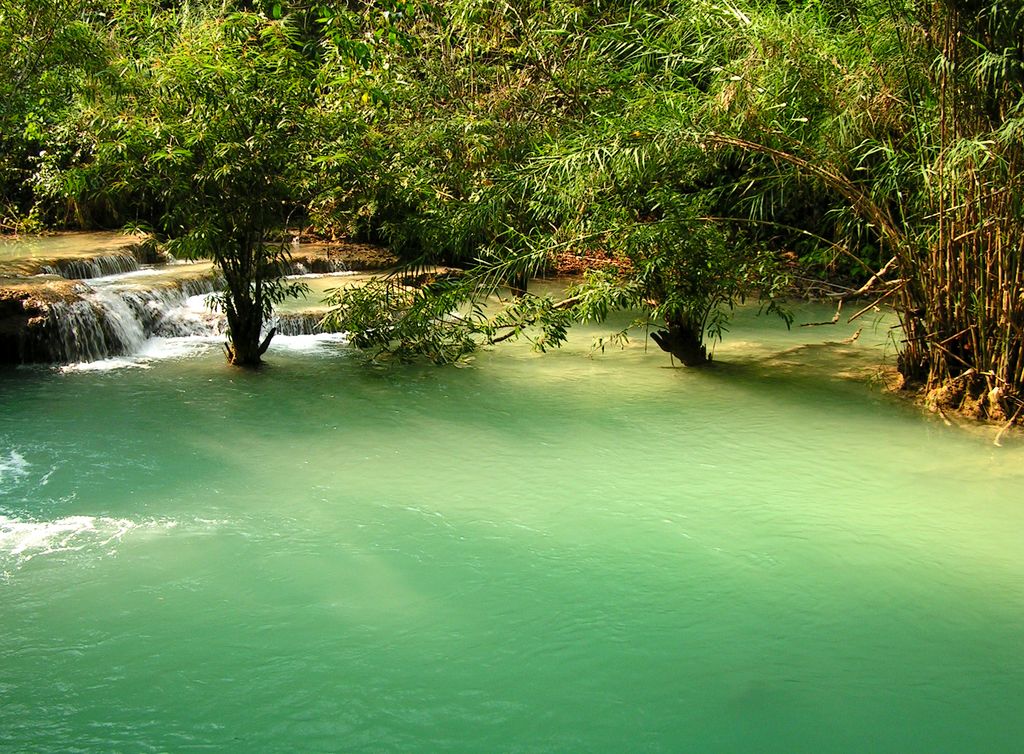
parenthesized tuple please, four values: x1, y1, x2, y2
(8, 0, 1024, 407)
(0, 0, 109, 228)
(323, 275, 483, 364)
(70, 6, 321, 364)
(311, 0, 799, 363)
(321, 268, 579, 365)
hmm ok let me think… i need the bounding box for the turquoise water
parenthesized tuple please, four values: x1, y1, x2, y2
(1, 308, 1022, 751)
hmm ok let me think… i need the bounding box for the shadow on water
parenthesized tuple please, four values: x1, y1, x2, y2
(1, 301, 1024, 751)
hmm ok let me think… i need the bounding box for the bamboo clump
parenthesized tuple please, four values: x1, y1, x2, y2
(895, 1, 1024, 421)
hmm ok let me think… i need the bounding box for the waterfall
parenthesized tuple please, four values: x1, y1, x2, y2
(43, 278, 224, 364)
(34, 279, 350, 364)
(274, 312, 330, 336)
(48, 292, 147, 363)
(38, 279, 348, 363)
(1, 233, 357, 365)
(153, 292, 226, 338)
(40, 254, 141, 280)
(289, 257, 350, 275)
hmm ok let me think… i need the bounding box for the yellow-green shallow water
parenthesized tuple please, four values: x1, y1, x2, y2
(1, 305, 1022, 751)
(0, 232, 139, 260)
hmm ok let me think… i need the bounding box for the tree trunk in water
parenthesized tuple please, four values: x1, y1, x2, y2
(651, 317, 708, 366)
(218, 233, 283, 368)
(225, 305, 273, 368)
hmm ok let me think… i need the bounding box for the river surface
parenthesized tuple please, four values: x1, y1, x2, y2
(1, 304, 1022, 751)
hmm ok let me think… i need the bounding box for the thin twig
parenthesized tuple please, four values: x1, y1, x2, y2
(994, 404, 1023, 447)
(847, 256, 899, 297)
(800, 300, 842, 327)
(848, 287, 899, 323)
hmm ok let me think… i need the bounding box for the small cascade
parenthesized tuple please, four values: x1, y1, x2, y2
(1, 232, 362, 364)
(274, 312, 335, 336)
(41, 276, 224, 364)
(40, 254, 140, 280)
(288, 257, 350, 275)
(108, 280, 222, 335)
(30, 276, 346, 364)
(47, 292, 148, 363)
(153, 293, 226, 338)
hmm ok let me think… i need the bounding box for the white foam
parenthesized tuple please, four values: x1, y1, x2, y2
(88, 267, 166, 284)
(59, 336, 223, 372)
(183, 292, 220, 312)
(0, 450, 29, 485)
(61, 357, 151, 373)
(0, 514, 185, 569)
(137, 336, 222, 360)
(267, 333, 349, 353)
(0, 514, 134, 561)
(58, 330, 350, 370)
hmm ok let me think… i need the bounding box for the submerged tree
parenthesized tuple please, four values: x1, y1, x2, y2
(67, 7, 316, 365)
(319, 1, 793, 365)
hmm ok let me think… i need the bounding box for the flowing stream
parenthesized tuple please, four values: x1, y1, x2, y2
(0, 233, 355, 365)
(1, 237, 1023, 751)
